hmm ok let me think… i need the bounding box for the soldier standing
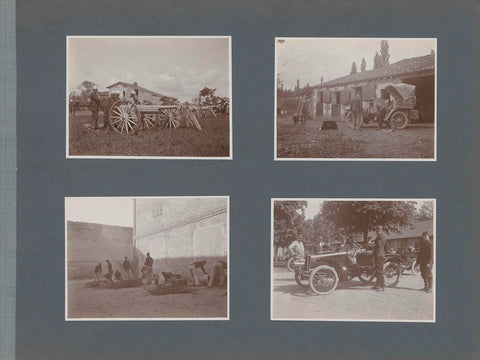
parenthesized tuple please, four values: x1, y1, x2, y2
(417, 231, 433, 293)
(89, 85, 103, 130)
(372, 226, 386, 291)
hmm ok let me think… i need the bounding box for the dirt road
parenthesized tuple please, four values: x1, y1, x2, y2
(272, 267, 434, 321)
(276, 116, 435, 159)
(67, 280, 228, 319)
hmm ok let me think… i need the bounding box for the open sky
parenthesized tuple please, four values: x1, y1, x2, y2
(276, 38, 436, 90)
(68, 37, 230, 101)
(66, 198, 133, 227)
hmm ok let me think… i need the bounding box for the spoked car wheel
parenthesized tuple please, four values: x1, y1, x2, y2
(358, 270, 375, 284)
(142, 114, 157, 129)
(390, 110, 408, 130)
(384, 261, 401, 287)
(109, 100, 138, 134)
(309, 265, 339, 295)
(345, 112, 355, 129)
(295, 270, 310, 288)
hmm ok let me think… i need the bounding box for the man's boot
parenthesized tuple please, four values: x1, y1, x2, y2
(425, 277, 432, 293)
(420, 277, 428, 291)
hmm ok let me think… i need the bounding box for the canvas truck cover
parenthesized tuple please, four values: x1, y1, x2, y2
(385, 83, 416, 101)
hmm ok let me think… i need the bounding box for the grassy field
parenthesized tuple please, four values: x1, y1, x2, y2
(276, 115, 435, 159)
(68, 111, 230, 157)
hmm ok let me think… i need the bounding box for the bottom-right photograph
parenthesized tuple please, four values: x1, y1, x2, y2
(271, 198, 435, 322)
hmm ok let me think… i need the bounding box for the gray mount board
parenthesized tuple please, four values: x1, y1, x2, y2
(15, 1, 480, 360)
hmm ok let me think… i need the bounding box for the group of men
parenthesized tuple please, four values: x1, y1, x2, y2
(371, 226, 433, 293)
(89, 86, 140, 131)
(93, 256, 133, 283)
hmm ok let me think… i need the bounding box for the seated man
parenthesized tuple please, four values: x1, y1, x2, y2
(188, 260, 207, 286)
(208, 261, 227, 288)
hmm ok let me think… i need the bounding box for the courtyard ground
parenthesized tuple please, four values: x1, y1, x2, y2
(276, 115, 435, 159)
(272, 267, 434, 321)
(67, 279, 228, 319)
(68, 110, 230, 157)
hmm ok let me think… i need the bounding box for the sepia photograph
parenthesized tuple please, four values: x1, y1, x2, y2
(271, 198, 435, 321)
(67, 36, 231, 159)
(275, 38, 436, 160)
(65, 196, 229, 320)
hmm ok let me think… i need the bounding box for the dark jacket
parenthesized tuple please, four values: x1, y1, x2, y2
(373, 233, 387, 258)
(144, 256, 153, 266)
(350, 95, 363, 113)
(417, 237, 433, 265)
(89, 91, 102, 110)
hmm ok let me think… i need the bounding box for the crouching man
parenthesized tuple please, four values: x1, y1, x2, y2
(208, 261, 227, 288)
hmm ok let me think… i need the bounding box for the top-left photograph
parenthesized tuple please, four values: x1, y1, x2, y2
(66, 36, 232, 159)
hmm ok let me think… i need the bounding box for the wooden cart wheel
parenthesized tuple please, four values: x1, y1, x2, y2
(142, 114, 157, 129)
(159, 108, 180, 129)
(345, 111, 355, 129)
(390, 110, 408, 130)
(109, 100, 139, 134)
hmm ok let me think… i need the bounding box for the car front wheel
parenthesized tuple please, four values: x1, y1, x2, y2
(309, 265, 339, 295)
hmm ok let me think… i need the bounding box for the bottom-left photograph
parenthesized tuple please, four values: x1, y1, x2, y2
(65, 196, 229, 321)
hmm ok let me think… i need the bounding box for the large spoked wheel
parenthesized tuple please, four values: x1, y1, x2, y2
(411, 259, 420, 276)
(286, 257, 295, 272)
(295, 269, 310, 288)
(358, 270, 375, 284)
(159, 108, 180, 129)
(309, 265, 339, 295)
(109, 100, 139, 134)
(384, 261, 401, 287)
(142, 114, 157, 129)
(390, 110, 408, 130)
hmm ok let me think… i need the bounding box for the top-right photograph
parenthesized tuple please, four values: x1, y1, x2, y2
(275, 38, 436, 161)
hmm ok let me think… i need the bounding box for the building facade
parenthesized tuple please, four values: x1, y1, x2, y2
(311, 53, 435, 123)
(133, 198, 228, 278)
(106, 81, 165, 104)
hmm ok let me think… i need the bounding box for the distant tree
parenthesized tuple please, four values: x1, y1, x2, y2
(373, 52, 382, 69)
(273, 201, 308, 248)
(361, 57, 367, 72)
(379, 40, 390, 67)
(416, 202, 434, 221)
(77, 81, 98, 102)
(321, 201, 417, 243)
(350, 61, 357, 75)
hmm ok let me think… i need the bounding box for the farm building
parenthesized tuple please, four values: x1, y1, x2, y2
(67, 221, 133, 279)
(311, 53, 435, 123)
(106, 81, 165, 104)
(133, 198, 228, 278)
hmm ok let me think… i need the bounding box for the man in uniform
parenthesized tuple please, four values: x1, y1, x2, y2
(101, 90, 120, 130)
(372, 226, 386, 291)
(350, 91, 363, 130)
(417, 231, 433, 293)
(122, 256, 132, 280)
(89, 85, 103, 130)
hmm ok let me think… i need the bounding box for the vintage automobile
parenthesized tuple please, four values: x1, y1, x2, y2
(345, 83, 419, 131)
(293, 244, 402, 295)
(396, 248, 420, 275)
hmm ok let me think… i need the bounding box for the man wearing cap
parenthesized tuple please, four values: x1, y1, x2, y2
(372, 226, 387, 291)
(89, 85, 103, 130)
(417, 231, 433, 293)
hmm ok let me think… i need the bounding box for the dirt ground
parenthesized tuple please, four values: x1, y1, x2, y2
(272, 267, 434, 321)
(68, 111, 230, 157)
(276, 115, 435, 159)
(67, 280, 228, 319)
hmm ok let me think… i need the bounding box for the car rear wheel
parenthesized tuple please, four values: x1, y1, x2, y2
(309, 265, 339, 295)
(384, 261, 401, 287)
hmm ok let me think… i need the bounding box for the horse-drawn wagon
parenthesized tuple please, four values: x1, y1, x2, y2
(345, 83, 419, 131)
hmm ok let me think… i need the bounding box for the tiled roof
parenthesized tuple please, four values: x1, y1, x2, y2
(106, 81, 165, 97)
(315, 54, 435, 88)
